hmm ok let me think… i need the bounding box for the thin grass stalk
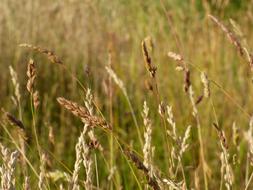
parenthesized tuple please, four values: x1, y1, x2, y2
(141, 37, 170, 174)
(105, 66, 143, 146)
(189, 86, 208, 190)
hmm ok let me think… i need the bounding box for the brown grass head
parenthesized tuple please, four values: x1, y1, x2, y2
(141, 37, 157, 78)
(208, 14, 244, 56)
(213, 123, 228, 149)
(26, 59, 36, 94)
(124, 148, 160, 190)
(19, 44, 63, 65)
(57, 97, 110, 130)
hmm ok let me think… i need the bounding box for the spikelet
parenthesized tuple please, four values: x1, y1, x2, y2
(220, 151, 234, 190)
(33, 90, 40, 110)
(26, 59, 36, 94)
(162, 178, 183, 190)
(213, 123, 233, 189)
(71, 124, 93, 190)
(141, 37, 157, 78)
(244, 48, 253, 71)
(38, 153, 46, 190)
(9, 66, 21, 104)
(184, 69, 191, 92)
(81, 124, 93, 190)
(167, 51, 191, 92)
(164, 104, 191, 160)
(189, 86, 198, 117)
(179, 125, 191, 157)
(70, 127, 87, 190)
(20, 43, 63, 64)
(85, 89, 103, 151)
(4, 111, 25, 130)
(48, 125, 55, 147)
(142, 101, 153, 177)
(26, 59, 40, 110)
(166, 105, 177, 140)
(200, 72, 210, 98)
(213, 123, 228, 149)
(167, 52, 184, 62)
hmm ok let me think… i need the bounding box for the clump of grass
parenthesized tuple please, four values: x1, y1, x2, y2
(0, 144, 19, 190)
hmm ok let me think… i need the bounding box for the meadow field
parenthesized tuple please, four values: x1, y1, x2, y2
(0, 0, 253, 189)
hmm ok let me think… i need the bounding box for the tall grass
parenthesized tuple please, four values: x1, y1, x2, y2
(0, 1, 253, 189)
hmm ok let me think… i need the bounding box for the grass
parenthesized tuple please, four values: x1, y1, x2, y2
(0, 0, 253, 189)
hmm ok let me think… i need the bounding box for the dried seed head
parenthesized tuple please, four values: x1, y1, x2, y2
(48, 125, 55, 146)
(167, 52, 184, 62)
(57, 97, 110, 130)
(142, 101, 153, 176)
(38, 153, 47, 190)
(208, 14, 244, 56)
(184, 70, 191, 93)
(20, 44, 63, 64)
(195, 95, 204, 105)
(145, 79, 154, 92)
(158, 101, 166, 117)
(3, 110, 25, 130)
(200, 72, 210, 98)
(213, 123, 228, 149)
(26, 59, 36, 94)
(0, 145, 19, 190)
(142, 37, 157, 78)
(33, 91, 40, 110)
(175, 66, 184, 71)
(189, 86, 198, 117)
(166, 105, 177, 141)
(9, 66, 21, 103)
(180, 125, 191, 156)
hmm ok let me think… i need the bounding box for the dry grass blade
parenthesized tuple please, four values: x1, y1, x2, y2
(19, 44, 63, 64)
(57, 97, 110, 130)
(208, 14, 244, 56)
